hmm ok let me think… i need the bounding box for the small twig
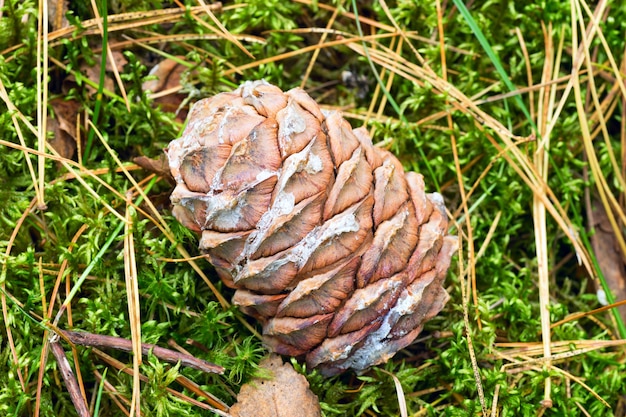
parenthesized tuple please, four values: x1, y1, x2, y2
(49, 335, 91, 417)
(61, 330, 224, 374)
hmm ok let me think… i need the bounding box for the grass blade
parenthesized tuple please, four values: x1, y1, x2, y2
(451, 0, 533, 127)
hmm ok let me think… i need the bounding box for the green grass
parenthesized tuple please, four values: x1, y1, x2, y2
(2, 0, 626, 415)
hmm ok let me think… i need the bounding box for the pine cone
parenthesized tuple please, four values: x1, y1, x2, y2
(166, 80, 457, 376)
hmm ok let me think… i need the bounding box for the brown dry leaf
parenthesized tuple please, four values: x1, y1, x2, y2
(62, 51, 126, 96)
(82, 59, 114, 95)
(590, 199, 626, 323)
(229, 355, 321, 417)
(143, 58, 184, 93)
(133, 154, 175, 183)
(105, 50, 128, 74)
(48, 98, 80, 160)
(143, 57, 189, 122)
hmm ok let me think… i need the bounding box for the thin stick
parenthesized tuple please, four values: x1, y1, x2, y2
(49, 335, 91, 417)
(61, 330, 224, 374)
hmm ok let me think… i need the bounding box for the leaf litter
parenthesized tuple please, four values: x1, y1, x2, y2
(229, 355, 321, 417)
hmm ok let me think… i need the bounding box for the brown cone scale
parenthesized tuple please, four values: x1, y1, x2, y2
(166, 80, 457, 376)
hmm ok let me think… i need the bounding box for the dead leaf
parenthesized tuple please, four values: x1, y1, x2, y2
(229, 355, 321, 417)
(143, 57, 189, 122)
(62, 51, 126, 97)
(50, 98, 80, 134)
(590, 199, 626, 323)
(143, 58, 184, 93)
(48, 98, 80, 160)
(105, 50, 128, 74)
(133, 154, 175, 184)
(82, 60, 115, 96)
(47, 117, 75, 161)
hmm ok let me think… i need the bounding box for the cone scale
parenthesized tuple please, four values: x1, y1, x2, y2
(167, 80, 457, 376)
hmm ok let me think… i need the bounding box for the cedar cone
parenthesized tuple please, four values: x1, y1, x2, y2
(166, 80, 457, 376)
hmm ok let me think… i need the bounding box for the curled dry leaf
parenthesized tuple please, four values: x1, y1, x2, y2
(229, 355, 321, 417)
(590, 199, 626, 323)
(48, 97, 80, 160)
(166, 80, 457, 375)
(143, 57, 189, 122)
